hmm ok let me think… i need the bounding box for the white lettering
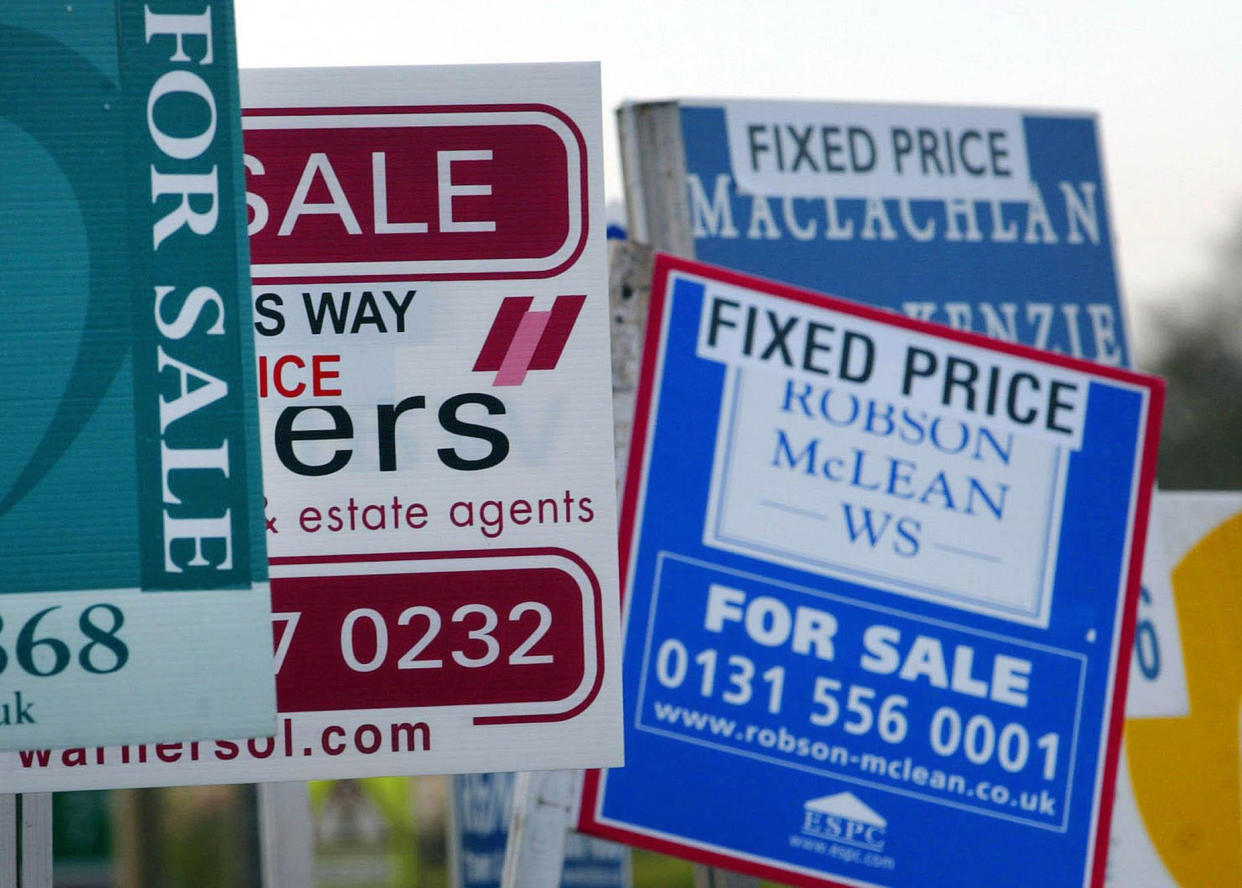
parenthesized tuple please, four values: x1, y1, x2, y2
(437, 149, 495, 233)
(147, 70, 216, 160)
(782, 196, 817, 241)
(163, 512, 233, 572)
(746, 194, 781, 240)
(1087, 304, 1123, 365)
(279, 153, 361, 236)
(944, 197, 983, 242)
(1023, 184, 1059, 244)
(689, 173, 739, 238)
(1060, 181, 1100, 245)
(161, 442, 230, 505)
(372, 152, 429, 234)
(144, 6, 214, 64)
(151, 168, 218, 248)
(860, 197, 897, 241)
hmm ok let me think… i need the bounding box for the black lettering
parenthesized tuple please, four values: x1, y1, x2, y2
(707, 297, 740, 347)
(274, 405, 353, 476)
(849, 127, 876, 172)
(437, 393, 509, 471)
(822, 126, 845, 172)
(1047, 380, 1078, 434)
(985, 365, 1002, 416)
(901, 346, 937, 395)
(376, 396, 427, 472)
(748, 124, 770, 171)
(303, 291, 350, 334)
(959, 130, 986, 176)
(350, 291, 385, 333)
(253, 292, 285, 336)
(840, 331, 875, 383)
(989, 130, 1011, 177)
(802, 321, 834, 374)
(742, 305, 758, 357)
(943, 356, 979, 410)
(384, 289, 416, 332)
(760, 311, 798, 365)
(918, 129, 943, 174)
(788, 124, 818, 172)
(892, 128, 913, 174)
(1006, 373, 1040, 425)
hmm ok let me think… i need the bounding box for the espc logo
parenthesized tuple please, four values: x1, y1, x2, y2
(801, 792, 887, 851)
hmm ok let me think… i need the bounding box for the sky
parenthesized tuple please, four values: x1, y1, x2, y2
(234, 0, 1242, 338)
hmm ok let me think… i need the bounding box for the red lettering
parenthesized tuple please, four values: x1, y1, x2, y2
(258, 353, 342, 398)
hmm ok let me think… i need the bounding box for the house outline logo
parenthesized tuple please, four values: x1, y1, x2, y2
(801, 792, 887, 852)
(473, 294, 586, 386)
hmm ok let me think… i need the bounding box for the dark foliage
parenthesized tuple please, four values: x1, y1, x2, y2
(1145, 214, 1242, 489)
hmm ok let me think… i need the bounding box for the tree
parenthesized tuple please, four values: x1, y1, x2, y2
(1142, 210, 1242, 489)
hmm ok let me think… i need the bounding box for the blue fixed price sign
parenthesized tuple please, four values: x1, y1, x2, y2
(579, 255, 1164, 888)
(673, 100, 1130, 367)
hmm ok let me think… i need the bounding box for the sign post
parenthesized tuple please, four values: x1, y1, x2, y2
(450, 771, 630, 888)
(580, 254, 1163, 887)
(258, 781, 314, 888)
(0, 797, 13, 888)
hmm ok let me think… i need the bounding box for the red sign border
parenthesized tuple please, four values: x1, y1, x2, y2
(269, 547, 606, 725)
(578, 252, 1165, 888)
(242, 103, 591, 283)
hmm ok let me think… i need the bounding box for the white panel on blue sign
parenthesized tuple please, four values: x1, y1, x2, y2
(580, 255, 1163, 888)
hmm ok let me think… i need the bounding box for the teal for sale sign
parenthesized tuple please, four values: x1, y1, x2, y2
(0, 2, 274, 751)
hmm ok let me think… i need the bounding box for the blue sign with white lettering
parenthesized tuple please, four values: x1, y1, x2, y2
(580, 255, 1163, 887)
(674, 100, 1130, 366)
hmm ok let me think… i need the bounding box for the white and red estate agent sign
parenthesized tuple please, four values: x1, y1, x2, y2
(0, 63, 623, 790)
(579, 255, 1163, 888)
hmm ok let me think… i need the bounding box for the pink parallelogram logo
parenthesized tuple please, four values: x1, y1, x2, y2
(474, 295, 586, 385)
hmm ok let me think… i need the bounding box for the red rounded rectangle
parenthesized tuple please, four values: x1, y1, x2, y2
(243, 106, 588, 282)
(269, 549, 603, 722)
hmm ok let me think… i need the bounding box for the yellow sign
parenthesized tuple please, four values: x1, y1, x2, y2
(1127, 502, 1242, 885)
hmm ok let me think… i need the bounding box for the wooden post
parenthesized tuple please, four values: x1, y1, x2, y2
(610, 238, 751, 887)
(615, 108, 760, 888)
(616, 103, 695, 256)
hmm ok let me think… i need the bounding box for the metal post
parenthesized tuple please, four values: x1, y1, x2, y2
(1, 795, 16, 888)
(18, 793, 53, 888)
(257, 782, 314, 888)
(499, 770, 577, 888)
